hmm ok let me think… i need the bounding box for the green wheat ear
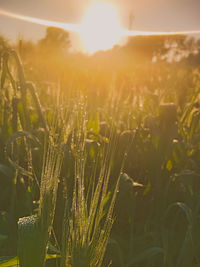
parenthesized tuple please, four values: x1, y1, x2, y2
(18, 215, 45, 267)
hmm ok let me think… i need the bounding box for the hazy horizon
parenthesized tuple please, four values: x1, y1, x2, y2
(0, 0, 200, 51)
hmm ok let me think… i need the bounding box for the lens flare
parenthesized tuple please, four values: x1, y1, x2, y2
(0, 8, 200, 53)
(123, 29, 200, 37)
(0, 9, 79, 32)
(79, 3, 123, 53)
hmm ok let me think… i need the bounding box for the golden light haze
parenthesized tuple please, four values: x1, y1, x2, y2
(79, 2, 122, 53)
(0, 1, 200, 54)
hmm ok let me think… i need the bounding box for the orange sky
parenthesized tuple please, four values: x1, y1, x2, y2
(0, 0, 200, 50)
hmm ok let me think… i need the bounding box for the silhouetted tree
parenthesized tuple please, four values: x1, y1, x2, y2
(38, 27, 70, 53)
(122, 34, 189, 62)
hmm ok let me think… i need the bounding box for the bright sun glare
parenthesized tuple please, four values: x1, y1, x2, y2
(79, 2, 122, 53)
(0, 6, 200, 54)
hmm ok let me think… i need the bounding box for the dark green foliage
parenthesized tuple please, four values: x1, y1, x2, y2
(0, 34, 200, 267)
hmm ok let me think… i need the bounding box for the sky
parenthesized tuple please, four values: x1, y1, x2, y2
(0, 0, 200, 50)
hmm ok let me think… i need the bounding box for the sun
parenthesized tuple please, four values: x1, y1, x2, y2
(79, 2, 123, 53)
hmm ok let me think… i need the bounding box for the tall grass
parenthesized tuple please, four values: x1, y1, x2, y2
(0, 47, 121, 266)
(60, 101, 121, 266)
(18, 101, 72, 266)
(1, 36, 200, 267)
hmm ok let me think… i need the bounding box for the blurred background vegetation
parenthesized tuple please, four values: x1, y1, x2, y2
(0, 28, 200, 266)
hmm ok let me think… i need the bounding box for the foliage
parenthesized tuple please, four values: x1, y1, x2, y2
(0, 31, 200, 266)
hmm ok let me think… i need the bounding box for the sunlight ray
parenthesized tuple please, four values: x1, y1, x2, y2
(1, 8, 200, 53)
(0, 9, 80, 33)
(1, 8, 200, 39)
(124, 29, 200, 37)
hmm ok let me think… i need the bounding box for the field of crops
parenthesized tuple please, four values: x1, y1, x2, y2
(0, 31, 200, 266)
